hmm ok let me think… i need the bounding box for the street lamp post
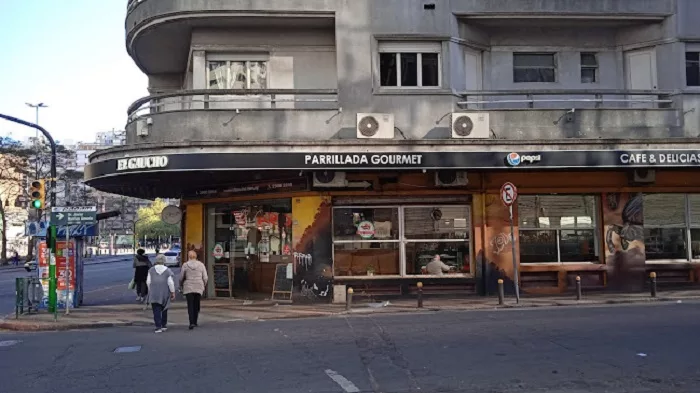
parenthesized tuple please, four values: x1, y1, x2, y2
(25, 103, 48, 178)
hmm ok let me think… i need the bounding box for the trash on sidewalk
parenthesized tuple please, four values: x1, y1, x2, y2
(636, 353, 648, 357)
(367, 301, 391, 308)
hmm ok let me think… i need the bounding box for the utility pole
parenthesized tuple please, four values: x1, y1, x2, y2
(25, 103, 48, 179)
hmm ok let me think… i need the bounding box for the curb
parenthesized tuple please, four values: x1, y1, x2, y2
(0, 320, 135, 332)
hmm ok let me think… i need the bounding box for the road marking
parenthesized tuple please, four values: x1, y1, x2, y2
(325, 369, 360, 393)
(0, 340, 22, 347)
(114, 346, 142, 353)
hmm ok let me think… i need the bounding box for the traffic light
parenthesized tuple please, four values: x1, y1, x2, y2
(29, 180, 45, 209)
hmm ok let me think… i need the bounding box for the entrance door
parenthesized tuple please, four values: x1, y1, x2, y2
(625, 49, 657, 108)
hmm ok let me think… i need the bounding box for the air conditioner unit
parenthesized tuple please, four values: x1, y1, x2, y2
(435, 171, 468, 187)
(136, 119, 149, 137)
(632, 169, 656, 184)
(313, 171, 348, 188)
(451, 112, 489, 139)
(356, 113, 394, 139)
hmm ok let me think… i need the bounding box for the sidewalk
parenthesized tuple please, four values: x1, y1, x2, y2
(3, 289, 700, 332)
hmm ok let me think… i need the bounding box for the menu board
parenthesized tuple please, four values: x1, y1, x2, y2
(213, 264, 232, 297)
(271, 263, 293, 302)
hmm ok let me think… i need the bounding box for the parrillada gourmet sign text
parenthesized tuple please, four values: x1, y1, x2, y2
(304, 154, 423, 166)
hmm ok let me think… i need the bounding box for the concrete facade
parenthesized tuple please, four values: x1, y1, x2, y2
(117, 0, 700, 148)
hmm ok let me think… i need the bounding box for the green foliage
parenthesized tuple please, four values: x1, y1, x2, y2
(135, 199, 180, 239)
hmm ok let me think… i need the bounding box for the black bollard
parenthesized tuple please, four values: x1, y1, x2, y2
(497, 279, 504, 305)
(650, 272, 657, 298)
(417, 282, 424, 308)
(575, 276, 582, 301)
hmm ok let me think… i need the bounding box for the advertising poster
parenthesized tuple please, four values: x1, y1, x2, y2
(37, 240, 76, 308)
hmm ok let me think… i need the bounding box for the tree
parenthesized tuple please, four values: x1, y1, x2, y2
(0, 145, 31, 264)
(0, 141, 78, 262)
(135, 199, 180, 243)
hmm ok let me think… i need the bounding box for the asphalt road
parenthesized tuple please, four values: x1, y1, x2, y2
(1, 302, 699, 393)
(0, 255, 169, 316)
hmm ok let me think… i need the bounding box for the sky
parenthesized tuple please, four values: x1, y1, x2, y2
(0, 0, 147, 145)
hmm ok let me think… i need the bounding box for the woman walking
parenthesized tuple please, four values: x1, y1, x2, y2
(180, 250, 208, 330)
(146, 254, 175, 333)
(133, 249, 151, 302)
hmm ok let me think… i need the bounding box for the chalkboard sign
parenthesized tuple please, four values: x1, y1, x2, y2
(271, 263, 293, 302)
(213, 264, 232, 297)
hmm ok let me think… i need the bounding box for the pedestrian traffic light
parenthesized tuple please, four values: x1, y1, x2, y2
(29, 180, 45, 209)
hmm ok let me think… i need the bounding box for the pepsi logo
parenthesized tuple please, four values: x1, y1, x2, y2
(506, 153, 521, 166)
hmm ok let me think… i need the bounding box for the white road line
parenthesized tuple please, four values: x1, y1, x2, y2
(325, 369, 360, 393)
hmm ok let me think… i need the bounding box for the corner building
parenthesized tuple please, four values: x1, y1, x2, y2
(86, 0, 700, 301)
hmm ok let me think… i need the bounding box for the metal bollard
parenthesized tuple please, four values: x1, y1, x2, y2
(417, 282, 424, 308)
(575, 276, 582, 301)
(497, 279, 505, 305)
(346, 287, 353, 311)
(650, 272, 657, 298)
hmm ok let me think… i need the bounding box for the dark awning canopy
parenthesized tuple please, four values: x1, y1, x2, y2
(84, 141, 700, 199)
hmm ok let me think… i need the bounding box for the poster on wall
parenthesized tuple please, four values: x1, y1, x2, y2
(37, 240, 76, 308)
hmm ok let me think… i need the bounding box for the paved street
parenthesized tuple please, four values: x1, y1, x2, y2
(0, 255, 161, 316)
(1, 302, 698, 393)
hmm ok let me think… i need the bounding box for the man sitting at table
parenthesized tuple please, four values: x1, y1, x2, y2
(426, 254, 453, 275)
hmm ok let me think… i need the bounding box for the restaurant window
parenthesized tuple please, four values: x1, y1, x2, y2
(332, 205, 471, 277)
(404, 206, 471, 275)
(689, 195, 700, 260)
(332, 207, 400, 276)
(518, 195, 598, 263)
(641, 194, 700, 261)
(206, 199, 293, 294)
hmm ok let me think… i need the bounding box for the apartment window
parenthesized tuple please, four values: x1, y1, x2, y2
(518, 195, 598, 263)
(378, 42, 441, 88)
(686, 52, 700, 87)
(580, 52, 598, 83)
(207, 56, 268, 90)
(513, 53, 556, 83)
(643, 194, 700, 261)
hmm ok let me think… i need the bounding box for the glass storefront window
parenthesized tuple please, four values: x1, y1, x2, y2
(404, 206, 470, 240)
(333, 208, 399, 241)
(689, 195, 700, 261)
(643, 194, 687, 261)
(206, 199, 293, 292)
(405, 241, 470, 274)
(333, 243, 400, 276)
(518, 195, 598, 263)
(332, 205, 471, 277)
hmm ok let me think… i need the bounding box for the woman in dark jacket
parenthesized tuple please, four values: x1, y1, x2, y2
(133, 249, 151, 302)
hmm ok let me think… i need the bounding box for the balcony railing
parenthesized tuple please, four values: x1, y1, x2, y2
(126, 0, 145, 13)
(456, 89, 678, 110)
(127, 89, 340, 122)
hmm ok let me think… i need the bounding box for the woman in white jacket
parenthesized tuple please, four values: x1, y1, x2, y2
(179, 251, 208, 330)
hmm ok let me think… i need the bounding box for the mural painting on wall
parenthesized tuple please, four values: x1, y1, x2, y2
(474, 194, 519, 295)
(603, 192, 645, 291)
(292, 197, 333, 302)
(185, 205, 204, 262)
